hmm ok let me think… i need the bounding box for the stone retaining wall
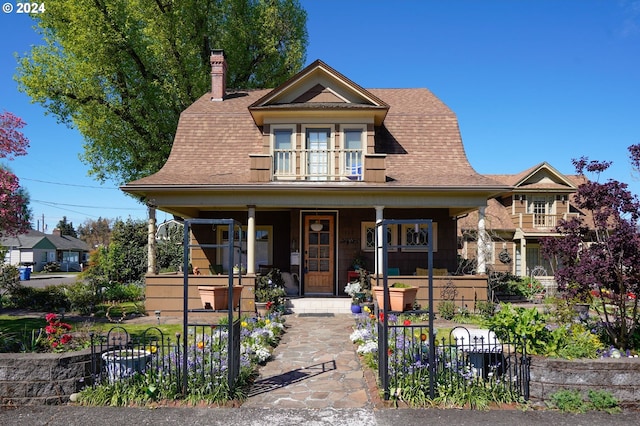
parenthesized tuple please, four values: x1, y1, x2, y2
(529, 355, 640, 408)
(0, 349, 93, 406)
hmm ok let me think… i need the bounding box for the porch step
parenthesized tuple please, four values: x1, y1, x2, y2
(286, 297, 352, 314)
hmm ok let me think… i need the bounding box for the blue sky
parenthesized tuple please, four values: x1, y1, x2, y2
(1, 1, 639, 232)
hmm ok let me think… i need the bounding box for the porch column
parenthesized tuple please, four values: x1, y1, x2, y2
(147, 205, 156, 274)
(375, 206, 384, 275)
(247, 206, 256, 274)
(477, 205, 486, 275)
(520, 239, 527, 277)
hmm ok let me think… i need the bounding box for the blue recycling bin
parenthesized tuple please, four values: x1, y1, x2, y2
(19, 267, 31, 281)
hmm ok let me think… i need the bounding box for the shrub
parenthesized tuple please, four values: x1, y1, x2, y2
(475, 300, 496, 318)
(64, 281, 99, 315)
(438, 300, 456, 320)
(43, 261, 61, 272)
(548, 389, 587, 413)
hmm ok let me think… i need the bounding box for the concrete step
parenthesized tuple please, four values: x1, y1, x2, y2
(286, 297, 352, 314)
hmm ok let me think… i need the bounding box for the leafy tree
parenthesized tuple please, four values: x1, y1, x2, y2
(541, 146, 640, 349)
(0, 111, 32, 238)
(77, 217, 112, 248)
(105, 218, 147, 284)
(15, 0, 308, 184)
(55, 216, 77, 238)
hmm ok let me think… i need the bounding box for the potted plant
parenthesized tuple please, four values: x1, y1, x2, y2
(254, 268, 287, 316)
(197, 284, 243, 310)
(101, 348, 152, 383)
(373, 282, 418, 312)
(344, 281, 363, 313)
(352, 254, 366, 271)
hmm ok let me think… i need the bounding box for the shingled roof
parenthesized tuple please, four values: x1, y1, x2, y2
(127, 86, 503, 189)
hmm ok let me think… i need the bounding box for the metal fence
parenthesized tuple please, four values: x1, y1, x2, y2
(90, 322, 241, 395)
(378, 322, 530, 402)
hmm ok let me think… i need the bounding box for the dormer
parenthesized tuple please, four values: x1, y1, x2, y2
(248, 60, 389, 182)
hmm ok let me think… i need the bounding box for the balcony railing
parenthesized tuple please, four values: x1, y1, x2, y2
(273, 148, 363, 181)
(514, 212, 580, 229)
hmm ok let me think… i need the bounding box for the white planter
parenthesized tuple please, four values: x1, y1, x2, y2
(101, 349, 152, 382)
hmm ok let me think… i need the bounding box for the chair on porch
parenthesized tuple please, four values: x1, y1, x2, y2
(387, 267, 400, 276)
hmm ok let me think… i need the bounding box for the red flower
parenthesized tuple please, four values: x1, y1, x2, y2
(266, 301, 274, 310)
(403, 319, 411, 326)
(45, 325, 56, 335)
(45, 313, 57, 323)
(379, 313, 384, 322)
(387, 348, 393, 356)
(60, 334, 72, 344)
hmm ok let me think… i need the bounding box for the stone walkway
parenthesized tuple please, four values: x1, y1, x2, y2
(242, 313, 373, 409)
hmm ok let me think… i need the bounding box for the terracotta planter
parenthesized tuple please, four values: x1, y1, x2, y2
(197, 285, 243, 310)
(373, 285, 418, 312)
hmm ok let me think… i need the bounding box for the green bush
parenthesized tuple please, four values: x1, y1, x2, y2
(7, 285, 70, 312)
(63, 281, 99, 315)
(43, 261, 61, 272)
(484, 304, 551, 355)
(438, 300, 456, 320)
(102, 282, 145, 302)
(475, 300, 496, 318)
(549, 389, 587, 413)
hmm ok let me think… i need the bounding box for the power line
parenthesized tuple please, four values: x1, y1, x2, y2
(32, 199, 146, 211)
(18, 177, 119, 190)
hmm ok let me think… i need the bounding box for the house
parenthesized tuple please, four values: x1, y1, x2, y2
(458, 162, 588, 293)
(122, 51, 510, 315)
(1, 228, 90, 272)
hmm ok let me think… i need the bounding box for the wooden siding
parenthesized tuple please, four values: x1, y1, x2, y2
(145, 273, 256, 318)
(372, 275, 488, 313)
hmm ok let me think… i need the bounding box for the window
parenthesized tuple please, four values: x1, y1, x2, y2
(343, 129, 363, 180)
(401, 223, 438, 252)
(530, 196, 555, 227)
(218, 226, 272, 273)
(273, 129, 294, 176)
(361, 222, 397, 252)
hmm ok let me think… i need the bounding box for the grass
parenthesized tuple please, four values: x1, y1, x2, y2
(0, 314, 182, 339)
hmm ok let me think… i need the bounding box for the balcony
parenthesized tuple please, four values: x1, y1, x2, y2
(513, 212, 580, 230)
(250, 150, 386, 183)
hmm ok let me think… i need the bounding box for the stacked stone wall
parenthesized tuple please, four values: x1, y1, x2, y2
(529, 356, 640, 408)
(0, 349, 93, 406)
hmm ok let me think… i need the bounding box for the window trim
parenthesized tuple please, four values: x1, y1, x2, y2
(400, 223, 438, 252)
(361, 221, 398, 252)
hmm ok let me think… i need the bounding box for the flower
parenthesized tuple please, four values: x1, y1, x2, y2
(344, 281, 362, 302)
(42, 313, 73, 352)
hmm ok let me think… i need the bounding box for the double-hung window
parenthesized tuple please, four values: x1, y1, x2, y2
(343, 129, 363, 180)
(273, 129, 294, 177)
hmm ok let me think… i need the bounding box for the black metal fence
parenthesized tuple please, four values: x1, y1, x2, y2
(378, 322, 530, 402)
(90, 322, 241, 395)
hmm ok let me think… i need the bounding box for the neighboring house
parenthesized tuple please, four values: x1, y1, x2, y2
(1, 229, 90, 272)
(122, 51, 509, 315)
(458, 162, 589, 291)
(155, 219, 183, 241)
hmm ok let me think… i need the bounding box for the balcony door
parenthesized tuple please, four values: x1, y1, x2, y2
(303, 214, 334, 295)
(306, 128, 330, 181)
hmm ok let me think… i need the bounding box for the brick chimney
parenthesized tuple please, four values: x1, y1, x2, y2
(210, 49, 227, 101)
(52, 228, 61, 236)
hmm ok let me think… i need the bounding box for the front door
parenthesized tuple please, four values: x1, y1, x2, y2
(304, 214, 334, 294)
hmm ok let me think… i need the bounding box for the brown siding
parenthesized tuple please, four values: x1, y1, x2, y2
(145, 273, 256, 317)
